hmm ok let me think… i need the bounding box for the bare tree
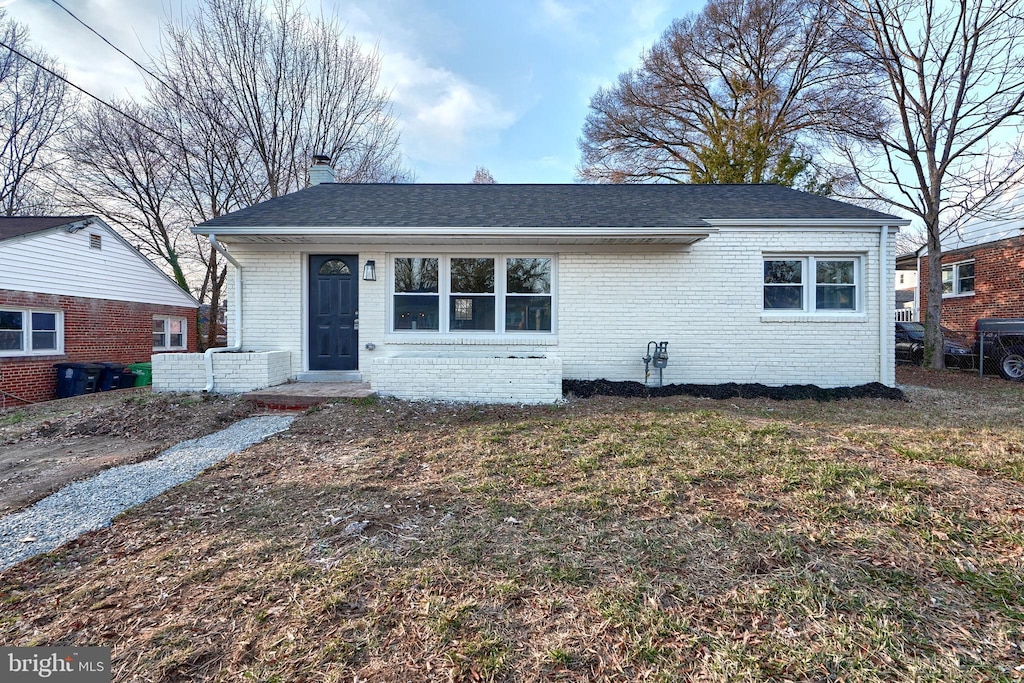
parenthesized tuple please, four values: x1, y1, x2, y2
(159, 0, 407, 198)
(60, 101, 192, 292)
(895, 222, 928, 257)
(578, 0, 875, 186)
(829, 0, 1024, 368)
(148, 71, 261, 348)
(471, 166, 496, 184)
(53, 0, 408, 347)
(0, 10, 74, 215)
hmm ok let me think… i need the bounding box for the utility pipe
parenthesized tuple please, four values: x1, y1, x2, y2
(204, 234, 242, 392)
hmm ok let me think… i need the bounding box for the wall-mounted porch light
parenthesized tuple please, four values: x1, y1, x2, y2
(362, 260, 376, 281)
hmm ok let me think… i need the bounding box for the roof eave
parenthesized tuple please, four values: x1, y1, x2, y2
(703, 218, 911, 228)
(192, 225, 718, 244)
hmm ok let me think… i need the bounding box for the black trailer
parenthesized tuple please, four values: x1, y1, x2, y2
(977, 318, 1024, 381)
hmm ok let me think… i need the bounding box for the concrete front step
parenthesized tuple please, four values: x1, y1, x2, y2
(294, 371, 363, 382)
(242, 382, 374, 410)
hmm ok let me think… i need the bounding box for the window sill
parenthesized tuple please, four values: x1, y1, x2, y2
(941, 292, 975, 299)
(153, 347, 187, 352)
(384, 334, 558, 346)
(0, 351, 64, 359)
(761, 313, 868, 323)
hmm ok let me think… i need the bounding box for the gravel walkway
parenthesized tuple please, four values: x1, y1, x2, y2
(0, 415, 294, 571)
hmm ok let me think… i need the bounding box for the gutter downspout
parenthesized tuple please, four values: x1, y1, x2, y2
(880, 225, 890, 386)
(204, 234, 242, 392)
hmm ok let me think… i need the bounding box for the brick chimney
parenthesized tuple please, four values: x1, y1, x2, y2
(308, 155, 335, 186)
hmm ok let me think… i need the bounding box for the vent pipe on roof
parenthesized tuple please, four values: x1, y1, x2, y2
(308, 154, 335, 186)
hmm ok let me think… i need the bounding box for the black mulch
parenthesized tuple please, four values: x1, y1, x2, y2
(562, 379, 906, 402)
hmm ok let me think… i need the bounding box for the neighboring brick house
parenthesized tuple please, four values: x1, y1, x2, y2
(153, 165, 908, 403)
(898, 198, 1024, 338)
(1, 216, 200, 406)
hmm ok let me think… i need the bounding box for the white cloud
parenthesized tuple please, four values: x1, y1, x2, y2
(325, 1, 519, 165)
(540, 0, 581, 29)
(382, 52, 517, 163)
(4, 0, 169, 100)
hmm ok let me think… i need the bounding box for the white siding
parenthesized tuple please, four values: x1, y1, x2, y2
(222, 226, 895, 397)
(942, 185, 1024, 250)
(0, 225, 197, 308)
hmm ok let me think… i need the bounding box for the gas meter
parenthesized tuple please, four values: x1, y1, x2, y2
(643, 340, 669, 387)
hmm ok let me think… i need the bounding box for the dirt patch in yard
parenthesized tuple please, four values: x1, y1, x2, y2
(0, 437, 163, 516)
(0, 389, 259, 514)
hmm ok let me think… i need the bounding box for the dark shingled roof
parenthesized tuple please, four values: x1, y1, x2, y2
(197, 184, 901, 230)
(0, 216, 93, 242)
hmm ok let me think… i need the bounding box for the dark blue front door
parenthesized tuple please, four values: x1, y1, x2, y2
(309, 255, 358, 371)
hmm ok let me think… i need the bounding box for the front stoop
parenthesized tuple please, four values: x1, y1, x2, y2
(242, 382, 374, 410)
(294, 371, 363, 382)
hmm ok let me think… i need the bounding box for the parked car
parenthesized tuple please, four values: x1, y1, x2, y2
(894, 321, 976, 369)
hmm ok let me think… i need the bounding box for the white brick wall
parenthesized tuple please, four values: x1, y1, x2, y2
(555, 228, 895, 387)
(153, 351, 291, 393)
(226, 248, 305, 376)
(216, 226, 896, 401)
(371, 355, 562, 403)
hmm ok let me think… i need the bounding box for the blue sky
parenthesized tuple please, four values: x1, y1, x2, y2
(4, 0, 703, 182)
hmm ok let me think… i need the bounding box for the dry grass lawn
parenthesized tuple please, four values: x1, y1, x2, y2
(1, 367, 1023, 681)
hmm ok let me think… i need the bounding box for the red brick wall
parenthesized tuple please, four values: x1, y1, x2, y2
(0, 290, 198, 406)
(918, 235, 1024, 338)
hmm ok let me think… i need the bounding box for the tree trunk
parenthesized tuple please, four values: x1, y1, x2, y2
(924, 219, 945, 370)
(205, 246, 220, 350)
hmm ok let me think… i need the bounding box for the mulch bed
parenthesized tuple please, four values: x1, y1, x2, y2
(563, 379, 906, 401)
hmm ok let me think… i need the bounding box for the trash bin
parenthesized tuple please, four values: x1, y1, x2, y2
(96, 362, 127, 391)
(128, 362, 153, 387)
(53, 362, 104, 398)
(118, 371, 138, 389)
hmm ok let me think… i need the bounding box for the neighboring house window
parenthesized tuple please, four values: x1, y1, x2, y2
(942, 260, 975, 296)
(0, 309, 62, 356)
(153, 316, 187, 350)
(392, 255, 554, 333)
(763, 256, 860, 313)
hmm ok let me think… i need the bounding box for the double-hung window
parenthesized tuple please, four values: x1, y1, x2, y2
(505, 257, 552, 331)
(0, 309, 62, 356)
(942, 260, 975, 296)
(392, 255, 554, 334)
(763, 256, 860, 313)
(450, 258, 495, 331)
(153, 316, 187, 350)
(393, 257, 440, 330)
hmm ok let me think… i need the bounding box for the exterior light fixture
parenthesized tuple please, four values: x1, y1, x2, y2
(362, 260, 376, 281)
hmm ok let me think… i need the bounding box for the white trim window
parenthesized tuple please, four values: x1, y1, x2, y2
(0, 309, 62, 356)
(153, 316, 187, 350)
(392, 255, 554, 333)
(942, 260, 975, 296)
(763, 256, 861, 313)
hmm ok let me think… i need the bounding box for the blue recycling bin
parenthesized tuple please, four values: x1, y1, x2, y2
(53, 363, 104, 398)
(96, 362, 128, 391)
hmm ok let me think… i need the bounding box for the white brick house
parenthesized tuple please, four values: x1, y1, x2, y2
(158, 176, 908, 403)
